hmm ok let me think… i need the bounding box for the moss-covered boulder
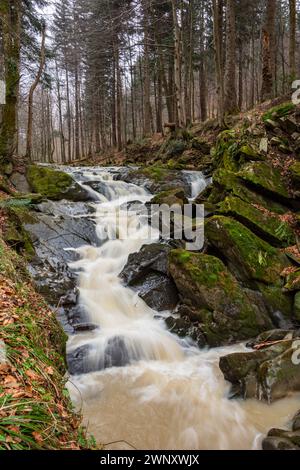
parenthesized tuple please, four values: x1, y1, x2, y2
(27, 165, 91, 201)
(238, 162, 290, 200)
(124, 165, 191, 195)
(168, 250, 273, 346)
(219, 331, 300, 402)
(205, 216, 290, 285)
(290, 162, 300, 186)
(257, 284, 293, 319)
(217, 196, 295, 247)
(151, 188, 188, 207)
(210, 168, 288, 214)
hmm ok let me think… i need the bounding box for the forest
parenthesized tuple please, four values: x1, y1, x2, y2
(0, 0, 299, 163)
(0, 0, 300, 455)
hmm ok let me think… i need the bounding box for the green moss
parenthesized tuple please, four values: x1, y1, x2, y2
(217, 196, 295, 247)
(151, 188, 188, 206)
(138, 165, 169, 182)
(169, 250, 273, 345)
(257, 284, 293, 318)
(284, 269, 300, 291)
(238, 162, 290, 199)
(27, 165, 74, 200)
(212, 168, 288, 214)
(166, 139, 187, 157)
(263, 102, 296, 123)
(290, 162, 300, 185)
(205, 216, 289, 285)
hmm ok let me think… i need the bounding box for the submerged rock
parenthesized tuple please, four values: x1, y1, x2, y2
(168, 250, 273, 346)
(67, 336, 135, 375)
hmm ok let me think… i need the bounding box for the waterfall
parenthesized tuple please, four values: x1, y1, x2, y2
(65, 167, 299, 450)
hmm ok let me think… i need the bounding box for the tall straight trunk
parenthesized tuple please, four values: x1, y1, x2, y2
(224, 0, 237, 114)
(184, 0, 193, 126)
(157, 63, 163, 133)
(142, 0, 151, 136)
(289, 0, 296, 80)
(65, 66, 72, 162)
(212, 0, 224, 124)
(238, 41, 243, 110)
(199, 4, 207, 122)
(261, 0, 276, 101)
(116, 45, 123, 151)
(0, 0, 21, 164)
(172, 0, 185, 128)
(111, 55, 117, 148)
(55, 61, 66, 164)
(26, 23, 46, 160)
(74, 66, 80, 160)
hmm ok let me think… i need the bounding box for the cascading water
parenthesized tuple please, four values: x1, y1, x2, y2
(65, 167, 300, 450)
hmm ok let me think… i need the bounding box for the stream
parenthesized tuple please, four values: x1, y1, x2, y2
(33, 166, 300, 450)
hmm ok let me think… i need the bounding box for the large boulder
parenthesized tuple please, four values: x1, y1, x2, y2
(219, 330, 300, 402)
(205, 216, 290, 285)
(217, 196, 295, 247)
(150, 188, 189, 207)
(120, 243, 179, 311)
(209, 168, 289, 214)
(168, 250, 273, 346)
(124, 165, 191, 196)
(237, 162, 290, 200)
(27, 165, 92, 201)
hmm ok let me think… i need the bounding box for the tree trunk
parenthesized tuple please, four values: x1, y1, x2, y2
(26, 23, 46, 160)
(224, 0, 237, 114)
(212, 0, 224, 124)
(0, 0, 21, 164)
(261, 0, 276, 101)
(172, 0, 185, 128)
(289, 0, 296, 80)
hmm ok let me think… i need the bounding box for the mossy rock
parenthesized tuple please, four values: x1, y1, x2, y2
(263, 102, 296, 123)
(166, 139, 187, 157)
(2, 206, 36, 258)
(168, 250, 273, 346)
(217, 196, 295, 247)
(257, 284, 293, 319)
(212, 168, 288, 214)
(151, 188, 188, 207)
(238, 162, 290, 200)
(219, 338, 300, 401)
(205, 216, 290, 285)
(290, 162, 300, 186)
(26, 165, 90, 201)
(284, 269, 300, 291)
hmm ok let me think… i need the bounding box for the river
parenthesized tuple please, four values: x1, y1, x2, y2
(61, 166, 299, 450)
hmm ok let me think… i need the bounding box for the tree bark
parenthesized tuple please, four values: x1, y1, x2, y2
(26, 23, 46, 160)
(0, 0, 21, 164)
(261, 0, 276, 101)
(224, 0, 237, 114)
(289, 0, 296, 80)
